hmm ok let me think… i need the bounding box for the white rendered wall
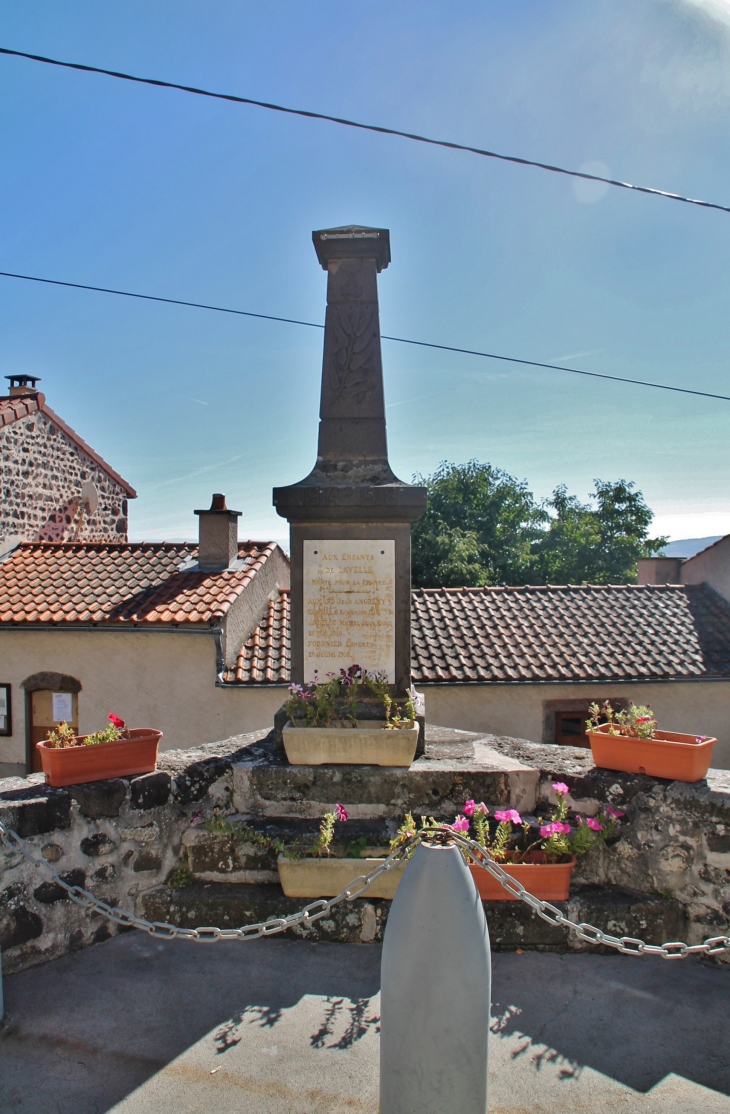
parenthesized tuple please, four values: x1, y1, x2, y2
(420, 681, 730, 770)
(0, 629, 286, 776)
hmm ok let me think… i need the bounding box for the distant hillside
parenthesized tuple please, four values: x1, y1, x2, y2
(661, 536, 723, 559)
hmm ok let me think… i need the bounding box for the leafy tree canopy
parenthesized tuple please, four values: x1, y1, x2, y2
(411, 461, 666, 588)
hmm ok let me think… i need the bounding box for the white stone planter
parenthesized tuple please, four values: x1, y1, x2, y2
(277, 854, 406, 899)
(282, 721, 419, 766)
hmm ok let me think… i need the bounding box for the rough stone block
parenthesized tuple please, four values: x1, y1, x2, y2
(0, 883, 43, 948)
(130, 771, 171, 810)
(80, 833, 117, 857)
(0, 786, 71, 837)
(172, 757, 233, 805)
(33, 869, 86, 904)
(69, 779, 127, 819)
(132, 850, 162, 873)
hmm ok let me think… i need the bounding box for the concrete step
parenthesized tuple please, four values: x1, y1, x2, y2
(139, 880, 688, 952)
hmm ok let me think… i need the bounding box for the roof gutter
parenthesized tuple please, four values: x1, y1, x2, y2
(0, 623, 220, 634)
(414, 676, 730, 686)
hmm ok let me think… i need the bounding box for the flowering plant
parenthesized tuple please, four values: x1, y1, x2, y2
(285, 664, 415, 729)
(586, 701, 658, 740)
(45, 713, 129, 749)
(448, 784, 623, 863)
(201, 802, 369, 860)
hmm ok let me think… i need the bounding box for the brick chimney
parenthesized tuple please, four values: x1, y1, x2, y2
(194, 493, 242, 571)
(5, 374, 41, 398)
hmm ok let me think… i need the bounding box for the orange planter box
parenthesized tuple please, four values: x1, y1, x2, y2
(587, 724, 716, 783)
(469, 852, 576, 902)
(36, 729, 162, 788)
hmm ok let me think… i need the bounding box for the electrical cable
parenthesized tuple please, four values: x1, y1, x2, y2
(1, 45, 729, 215)
(1, 268, 727, 402)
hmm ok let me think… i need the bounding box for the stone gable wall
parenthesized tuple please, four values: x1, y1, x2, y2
(1, 408, 130, 545)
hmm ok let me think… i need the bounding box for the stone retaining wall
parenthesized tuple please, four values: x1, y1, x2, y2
(1, 727, 729, 975)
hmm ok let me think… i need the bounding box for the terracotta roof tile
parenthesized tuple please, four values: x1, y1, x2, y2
(224, 589, 291, 683)
(0, 541, 280, 626)
(223, 583, 730, 684)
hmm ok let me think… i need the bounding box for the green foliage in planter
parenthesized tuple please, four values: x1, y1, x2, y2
(285, 665, 416, 729)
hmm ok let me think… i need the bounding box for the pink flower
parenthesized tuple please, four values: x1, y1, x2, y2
(495, 809, 522, 825)
(540, 821, 571, 837)
(108, 713, 125, 729)
(635, 715, 653, 724)
(605, 806, 625, 819)
(552, 781, 569, 795)
(463, 799, 476, 817)
(696, 736, 707, 743)
(586, 817, 603, 831)
(474, 802, 488, 815)
(335, 803, 348, 823)
(451, 815, 469, 832)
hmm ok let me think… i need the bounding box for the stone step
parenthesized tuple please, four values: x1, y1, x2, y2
(139, 881, 688, 952)
(232, 725, 542, 820)
(182, 818, 396, 882)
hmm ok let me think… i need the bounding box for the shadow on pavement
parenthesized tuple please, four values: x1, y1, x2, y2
(491, 950, 730, 1095)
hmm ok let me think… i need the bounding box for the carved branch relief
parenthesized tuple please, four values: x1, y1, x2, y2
(325, 303, 379, 407)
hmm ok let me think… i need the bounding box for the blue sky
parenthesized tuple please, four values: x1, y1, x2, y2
(1, 0, 729, 547)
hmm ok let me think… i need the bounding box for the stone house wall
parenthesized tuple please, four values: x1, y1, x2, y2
(1, 406, 132, 546)
(1, 729, 729, 976)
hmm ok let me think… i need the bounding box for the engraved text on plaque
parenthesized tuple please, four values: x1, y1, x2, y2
(303, 540, 395, 683)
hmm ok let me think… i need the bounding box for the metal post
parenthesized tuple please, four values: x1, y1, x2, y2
(380, 840, 491, 1113)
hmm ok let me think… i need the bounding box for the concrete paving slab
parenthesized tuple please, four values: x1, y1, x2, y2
(1, 932, 729, 1113)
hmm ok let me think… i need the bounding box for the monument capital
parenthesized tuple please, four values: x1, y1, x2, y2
(312, 225, 391, 272)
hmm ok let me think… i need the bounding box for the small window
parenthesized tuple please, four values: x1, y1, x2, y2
(0, 684, 11, 735)
(555, 712, 589, 748)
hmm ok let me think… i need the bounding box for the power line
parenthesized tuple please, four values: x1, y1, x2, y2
(1, 45, 729, 216)
(1, 268, 727, 403)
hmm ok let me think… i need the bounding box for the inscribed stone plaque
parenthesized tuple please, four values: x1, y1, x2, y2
(303, 540, 395, 683)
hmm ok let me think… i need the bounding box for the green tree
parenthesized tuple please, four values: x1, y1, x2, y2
(533, 479, 667, 584)
(411, 460, 546, 588)
(411, 463, 666, 587)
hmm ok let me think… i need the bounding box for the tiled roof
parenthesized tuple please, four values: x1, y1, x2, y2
(0, 542, 279, 625)
(0, 392, 137, 497)
(224, 583, 730, 684)
(410, 584, 730, 683)
(224, 589, 291, 683)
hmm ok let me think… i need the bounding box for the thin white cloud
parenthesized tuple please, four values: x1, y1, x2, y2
(682, 0, 730, 23)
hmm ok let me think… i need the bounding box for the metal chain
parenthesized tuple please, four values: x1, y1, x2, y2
(0, 819, 415, 942)
(450, 832, 730, 960)
(2, 818, 728, 958)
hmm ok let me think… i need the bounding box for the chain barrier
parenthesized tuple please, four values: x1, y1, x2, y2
(2, 818, 729, 959)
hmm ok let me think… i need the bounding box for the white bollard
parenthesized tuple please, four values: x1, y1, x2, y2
(380, 840, 491, 1114)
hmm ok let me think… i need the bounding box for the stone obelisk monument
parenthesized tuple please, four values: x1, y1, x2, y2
(273, 226, 427, 697)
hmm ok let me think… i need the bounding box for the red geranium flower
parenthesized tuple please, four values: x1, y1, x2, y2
(108, 713, 125, 729)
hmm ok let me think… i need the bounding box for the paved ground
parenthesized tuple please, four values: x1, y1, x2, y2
(1, 933, 729, 1113)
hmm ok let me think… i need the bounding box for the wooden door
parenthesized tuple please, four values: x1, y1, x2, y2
(30, 690, 79, 772)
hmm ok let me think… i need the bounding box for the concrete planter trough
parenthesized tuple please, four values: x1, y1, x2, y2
(587, 724, 717, 782)
(277, 853, 407, 898)
(282, 721, 419, 767)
